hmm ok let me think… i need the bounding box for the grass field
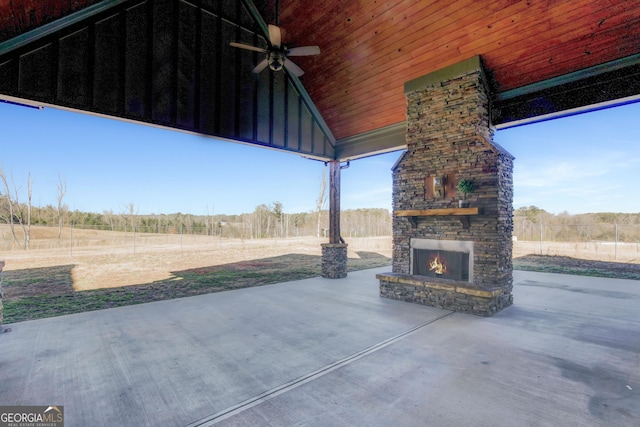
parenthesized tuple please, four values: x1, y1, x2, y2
(1, 226, 638, 324)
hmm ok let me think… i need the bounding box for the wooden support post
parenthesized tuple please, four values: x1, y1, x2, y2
(328, 160, 341, 244)
(322, 161, 348, 278)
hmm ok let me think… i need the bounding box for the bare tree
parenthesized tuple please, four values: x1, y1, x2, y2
(103, 210, 115, 231)
(0, 169, 32, 249)
(56, 174, 67, 241)
(205, 205, 214, 236)
(253, 204, 270, 238)
(184, 214, 193, 234)
(0, 169, 19, 246)
(271, 201, 283, 238)
(26, 173, 32, 250)
(316, 166, 328, 237)
(122, 202, 137, 232)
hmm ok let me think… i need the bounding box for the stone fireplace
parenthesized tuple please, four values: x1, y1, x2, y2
(377, 57, 514, 317)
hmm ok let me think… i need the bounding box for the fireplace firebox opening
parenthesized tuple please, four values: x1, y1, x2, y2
(410, 239, 473, 283)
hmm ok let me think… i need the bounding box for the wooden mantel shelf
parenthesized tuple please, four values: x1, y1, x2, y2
(395, 208, 482, 229)
(395, 208, 480, 217)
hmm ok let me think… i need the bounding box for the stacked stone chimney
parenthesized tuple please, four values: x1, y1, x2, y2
(377, 57, 514, 316)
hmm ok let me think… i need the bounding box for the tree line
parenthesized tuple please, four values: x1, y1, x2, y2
(1, 167, 391, 249)
(0, 167, 391, 248)
(0, 200, 391, 243)
(514, 206, 640, 243)
(5, 166, 637, 249)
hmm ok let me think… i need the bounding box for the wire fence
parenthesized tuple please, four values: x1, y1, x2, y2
(1, 224, 294, 254)
(513, 224, 640, 262)
(3, 223, 640, 263)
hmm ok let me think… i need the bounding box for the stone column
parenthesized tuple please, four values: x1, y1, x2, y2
(321, 243, 348, 279)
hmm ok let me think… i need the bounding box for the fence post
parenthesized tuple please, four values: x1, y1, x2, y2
(540, 224, 543, 255)
(615, 223, 618, 261)
(133, 226, 136, 254)
(69, 223, 73, 257)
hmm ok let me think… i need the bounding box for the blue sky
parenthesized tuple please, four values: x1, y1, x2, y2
(494, 102, 640, 214)
(1, 100, 639, 216)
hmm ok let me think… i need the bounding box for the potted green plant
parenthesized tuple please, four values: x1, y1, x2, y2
(456, 178, 474, 208)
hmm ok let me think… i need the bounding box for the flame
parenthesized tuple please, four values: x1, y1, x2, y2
(429, 256, 446, 275)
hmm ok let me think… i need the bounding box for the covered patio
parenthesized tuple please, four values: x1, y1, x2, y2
(1, 1, 638, 299)
(1, 268, 638, 426)
(0, 2, 639, 424)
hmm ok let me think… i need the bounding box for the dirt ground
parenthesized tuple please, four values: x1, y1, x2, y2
(2, 226, 638, 291)
(512, 254, 640, 280)
(513, 240, 640, 263)
(1, 233, 392, 291)
(1, 227, 638, 324)
(0, 232, 394, 323)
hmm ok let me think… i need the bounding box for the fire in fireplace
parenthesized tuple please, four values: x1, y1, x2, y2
(410, 239, 474, 282)
(429, 256, 446, 275)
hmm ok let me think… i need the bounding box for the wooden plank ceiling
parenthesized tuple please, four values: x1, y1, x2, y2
(277, 0, 640, 155)
(1, 0, 639, 161)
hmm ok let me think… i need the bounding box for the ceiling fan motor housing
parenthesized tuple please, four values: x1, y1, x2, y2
(268, 51, 285, 71)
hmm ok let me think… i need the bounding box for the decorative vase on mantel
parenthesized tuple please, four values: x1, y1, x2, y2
(456, 179, 474, 208)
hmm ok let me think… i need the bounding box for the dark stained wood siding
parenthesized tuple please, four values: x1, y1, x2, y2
(0, 0, 335, 159)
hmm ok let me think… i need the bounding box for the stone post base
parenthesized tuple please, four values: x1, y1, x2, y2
(321, 243, 348, 279)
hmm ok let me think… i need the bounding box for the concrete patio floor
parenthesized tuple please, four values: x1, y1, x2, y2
(0, 267, 638, 426)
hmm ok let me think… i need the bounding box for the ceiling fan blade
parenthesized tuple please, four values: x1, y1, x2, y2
(230, 42, 267, 53)
(284, 59, 304, 77)
(268, 24, 281, 48)
(287, 46, 320, 56)
(253, 58, 269, 74)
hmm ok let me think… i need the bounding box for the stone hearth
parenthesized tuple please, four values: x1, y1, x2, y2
(377, 57, 514, 317)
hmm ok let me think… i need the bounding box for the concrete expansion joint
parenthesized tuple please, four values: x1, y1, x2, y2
(185, 311, 455, 426)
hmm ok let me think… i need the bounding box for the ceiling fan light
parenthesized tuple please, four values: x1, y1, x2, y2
(268, 51, 285, 71)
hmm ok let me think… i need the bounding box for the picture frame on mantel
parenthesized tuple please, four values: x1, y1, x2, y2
(425, 173, 457, 200)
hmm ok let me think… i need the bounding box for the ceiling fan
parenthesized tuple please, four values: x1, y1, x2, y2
(230, 24, 320, 77)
